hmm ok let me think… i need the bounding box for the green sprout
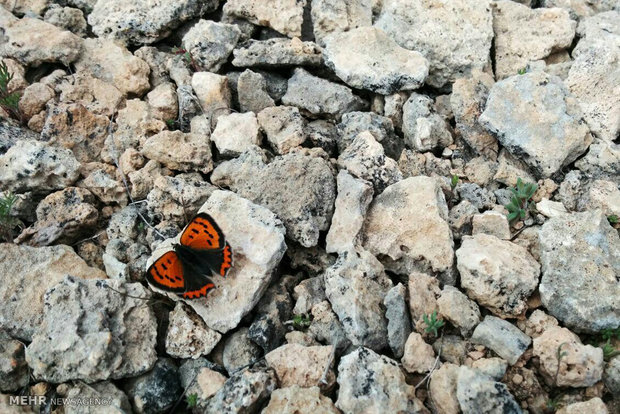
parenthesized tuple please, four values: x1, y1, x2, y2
(185, 393, 198, 408)
(450, 174, 459, 190)
(505, 178, 538, 223)
(165, 119, 176, 129)
(0, 61, 21, 120)
(422, 310, 444, 337)
(601, 328, 620, 342)
(517, 67, 527, 75)
(608, 215, 619, 225)
(0, 192, 23, 242)
(292, 314, 312, 330)
(602, 341, 619, 361)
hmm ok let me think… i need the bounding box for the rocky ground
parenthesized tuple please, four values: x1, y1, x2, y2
(0, 0, 619, 413)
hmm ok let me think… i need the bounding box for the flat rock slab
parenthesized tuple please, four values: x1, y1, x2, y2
(471, 316, 531, 365)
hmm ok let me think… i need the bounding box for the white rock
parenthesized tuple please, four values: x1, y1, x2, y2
(182, 20, 241, 72)
(263, 385, 340, 414)
(472, 211, 511, 240)
(223, 0, 306, 38)
(191, 72, 232, 118)
(165, 303, 222, 359)
(536, 198, 568, 218)
(211, 112, 262, 157)
(402, 93, 453, 152)
(257, 106, 305, 155)
(311, 0, 372, 46)
(265, 344, 336, 389)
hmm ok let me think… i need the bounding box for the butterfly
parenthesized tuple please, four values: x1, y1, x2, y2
(146, 213, 233, 299)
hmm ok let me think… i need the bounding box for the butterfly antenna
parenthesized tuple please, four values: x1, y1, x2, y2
(103, 284, 174, 308)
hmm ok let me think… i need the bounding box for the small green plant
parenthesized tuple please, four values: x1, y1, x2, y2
(602, 340, 619, 361)
(517, 67, 527, 75)
(601, 327, 620, 341)
(608, 215, 619, 225)
(546, 397, 562, 411)
(0, 61, 21, 120)
(292, 314, 311, 330)
(165, 119, 176, 129)
(505, 178, 538, 222)
(450, 174, 459, 190)
(185, 393, 198, 408)
(422, 310, 444, 337)
(0, 192, 22, 242)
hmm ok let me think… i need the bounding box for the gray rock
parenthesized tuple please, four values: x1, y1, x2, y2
(305, 120, 338, 157)
(182, 20, 241, 72)
(336, 347, 426, 414)
(337, 131, 403, 194)
(539, 210, 620, 333)
(456, 183, 496, 210)
(176, 85, 202, 132)
(311, 0, 372, 46)
(292, 276, 326, 316)
(43, 5, 87, 36)
(457, 234, 540, 318)
(257, 106, 305, 155)
(384, 283, 412, 359)
(26, 278, 158, 382)
(88, 0, 219, 45)
(0, 331, 28, 392)
(232, 38, 322, 67)
(403, 93, 453, 152)
(307, 300, 348, 347)
(448, 200, 479, 240)
(323, 27, 428, 94)
(324, 249, 392, 350)
(604, 356, 620, 396)
(211, 148, 335, 247)
(575, 139, 620, 183)
(223, 0, 305, 37)
(166, 303, 222, 359)
(472, 358, 509, 381)
(60, 381, 132, 414)
(237, 70, 275, 113)
(204, 366, 277, 413)
(338, 111, 403, 160)
(480, 72, 592, 178)
(566, 11, 620, 143)
(0, 123, 38, 155)
(0, 244, 106, 341)
(375, 0, 493, 88)
(222, 327, 263, 374)
(437, 285, 481, 337)
(0, 140, 80, 193)
(456, 366, 522, 414)
(124, 358, 181, 414)
(471, 316, 531, 365)
(282, 68, 367, 120)
(326, 170, 373, 254)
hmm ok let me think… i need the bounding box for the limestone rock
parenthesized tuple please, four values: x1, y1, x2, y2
(204, 366, 277, 413)
(222, 327, 263, 374)
(142, 130, 212, 174)
(401, 332, 435, 374)
(337, 111, 401, 159)
(265, 344, 336, 389)
(402, 93, 453, 152)
(384, 283, 411, 359)
(212, 112, 262, 157)
(211, 148, 335, 247)
(480, 71, 592, 178)
(60, 381, 132, 414)
(375, 0, 493, 88)
(0, 331, 28, 392)
(43, 5, 87, 36)
(311, 0, 372, 46)
(557, 398, 609, 414)
(18, 83, 54, 121)
(191, 72, 232, 118)
(471, 316, 531, 365)
(262, 385, 340, 414)
(237, 70, 275, 113)
(323, 27, 428, 94)
(182, 20, 241, 72)
(456, 234, 539, 318)
(363, 176, 454, 280)
(456, 366, 522, 414)
(257, 106, 305, 155)
(429, 363, 460, 414)
(166, 303, 222, 359)
(517, 309, 559, 339)
(437, 285, 481, 337)
(232, 38, 323, 67)
(26, 278, 157, 382)
(146, 82, 178, 121)
(472, 211, 511, 240)
(539, 210, 620, 333)
(223, 0, 306, 38)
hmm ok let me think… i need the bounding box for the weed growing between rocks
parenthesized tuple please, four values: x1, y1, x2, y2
(505, 177, 538, 223)
(0, 61, 21, 121)
(0, 192, 22, 242)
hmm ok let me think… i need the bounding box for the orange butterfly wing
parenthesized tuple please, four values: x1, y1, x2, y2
(146, 251, 186, 293)
(180, 213, 225, 250)
(182, 283, 215, 300)
(219, 243, 233, 277)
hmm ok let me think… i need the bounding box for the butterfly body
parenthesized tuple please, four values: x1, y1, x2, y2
(147, 213, 233, 299)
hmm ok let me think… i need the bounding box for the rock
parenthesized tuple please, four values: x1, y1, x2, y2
(0, 331, 28, 392)
(492, 0, 575, 79)
(265, 343, 336, 389)
(566, 11, 620, 142)
(27, 187, 98, 246)
(472, 211, 511, 240)
(147, 82, 178, 121)
(124, 358, 181, 414)
(211, 148, 335, 248)
(232, 38, 323, 67)
(204, 366, 277, 413)
(0, 0, 50, 15)
(604, 356, 620, 396)
(456, 366, 522, 414)
(293, 276, 326, 315)
(323, 27, 428, 94)
(557, 398, 609, 414)
(182, 20, 241, 72)
(493, 149, 536, 188)
(192, 366, 227, 404)
(480, 71, 592, 178)
(43, 5, 87, 36)
(237, 70, 275, 113)
(336, 347, 425, 414)
(224, 0, 305, 37)
(166, 302, 222, 359)
(190, 72, 232, 118)
(539, 210, 620, 333)
(59, 381, 132, 414)
(578, 179, 620, 217)
(456, 234, 540, 318)
(402, 332, 435, 374)
(262, 385, 340, 414)
(402, 93, 453, 152)
(311, 0, 372, 46)
(533, 326, 604, 387)
(288, 244, 336, 277)
(451, 70, 498, 160)
(448, 200, 479, 240)
(536, 198, 568, 218)
(472, 358, 509, 381)
(18, 83, 54, 121)
(0, 140, 80, 193)
(88, 0, 219, 45)
(285, 331, 318, 347)
(282, 68, 367, 120)
(222, 327, 263, 374)
(0, 244, 105, 341)
(0, 10, 83, 66)
(142, 130, 212, 174)
(26, 278, 157, 382)
(75, 38, 150, 97)
(429, 363, 460, 414)
(337, 131, 403, 193)
(148, 190, 287, 333)
(307, 300, 348, 346)
(324, 248, 392, 350)
(79, 168, 127, 205)
(517, 310, 558, 341)
(337, 111, 401, 159)
(375, 0, 493, 88)
(471, 316, 531, 365)
(456, 183, 496, 211)
(146, 173, 215, 225)
(257, 106, 305, 154)
(363, 176, 454, 280)
(576, 139, 620, 183)
(211, 112, 262, 157)
(57, 72, 124, 118)
(437, 285, 481, 337)
(384, 283, 411, 359)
